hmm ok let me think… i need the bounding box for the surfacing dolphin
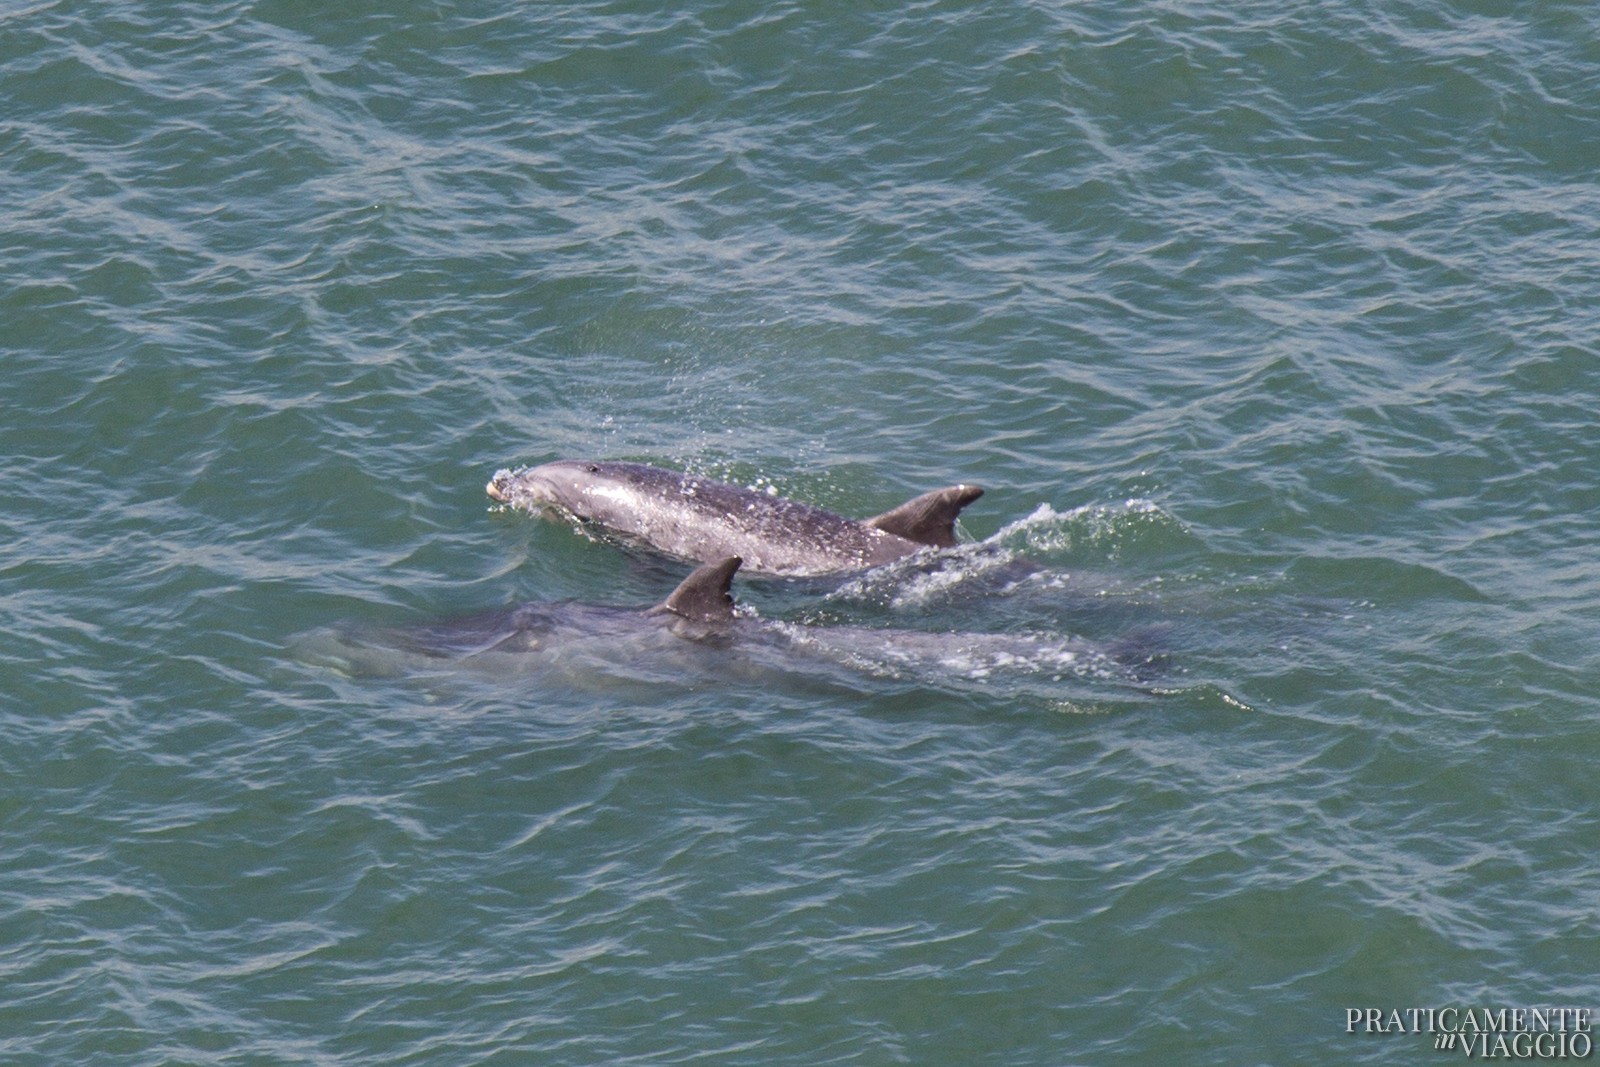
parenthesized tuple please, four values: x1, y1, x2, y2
(485, 460, 984, 578)
(317, 557, 1144, 685)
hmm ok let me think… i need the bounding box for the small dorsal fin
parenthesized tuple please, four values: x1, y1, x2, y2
(654, 556, 741, 624)
(866, 484, 984, 548)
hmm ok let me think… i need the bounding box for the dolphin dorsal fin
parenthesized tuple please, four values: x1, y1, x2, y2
(866, 485, 984, 548)
(656, 557, 741, 624)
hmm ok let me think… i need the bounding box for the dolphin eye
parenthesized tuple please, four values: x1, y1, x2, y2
(587, 464, 599, 473)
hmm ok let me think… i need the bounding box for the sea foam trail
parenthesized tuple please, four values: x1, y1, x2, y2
(828, 498, 1196, 609)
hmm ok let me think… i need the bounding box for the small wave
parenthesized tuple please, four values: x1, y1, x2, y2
(828, 539, 1029, 609)
(827, 498, 1197, 610)
(1282, 554, 1489, 605)
(768, 620, 1132, 691)
(991, 499, 1200, 562)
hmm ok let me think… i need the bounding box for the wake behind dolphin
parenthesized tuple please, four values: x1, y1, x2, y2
(486, 460, 983, 578)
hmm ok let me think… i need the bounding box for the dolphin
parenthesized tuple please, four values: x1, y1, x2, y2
(314, 557, 1144, 685)
(485, 460, 984, 578)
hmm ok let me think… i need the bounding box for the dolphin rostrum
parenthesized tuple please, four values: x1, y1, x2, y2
(485, 459, 984, 578)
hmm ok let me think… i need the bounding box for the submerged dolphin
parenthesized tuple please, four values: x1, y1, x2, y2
(485, 460, 984, 578)
(319, 557, 1142, 685)
(347, 556, 745, 662)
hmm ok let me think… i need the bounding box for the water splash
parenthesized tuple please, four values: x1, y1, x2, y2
(829, 497, 1198, 610)
(990, 499, 1198, 563)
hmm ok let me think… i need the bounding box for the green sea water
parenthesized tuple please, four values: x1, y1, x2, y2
(5, 1, 1600, 1063)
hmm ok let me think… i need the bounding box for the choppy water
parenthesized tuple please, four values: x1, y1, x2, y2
(5, 1, 1600, 1063)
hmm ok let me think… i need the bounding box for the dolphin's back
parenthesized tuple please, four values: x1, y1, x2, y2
(591, 463, 918, 576)
(492, 460, 942, 577)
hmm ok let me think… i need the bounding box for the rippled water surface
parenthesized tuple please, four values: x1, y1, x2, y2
(5, 1, 1600, 1063)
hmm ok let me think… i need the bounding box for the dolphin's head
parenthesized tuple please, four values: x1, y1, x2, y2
(486, 460, 658, 525)
(487, 460, 591, 514)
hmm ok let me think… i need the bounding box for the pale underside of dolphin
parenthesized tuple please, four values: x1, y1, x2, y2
(486, 459, 984, 578)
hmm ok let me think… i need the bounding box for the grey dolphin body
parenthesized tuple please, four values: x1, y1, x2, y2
(326, 557, 1139, 684)
(485, 460, 984, 578)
